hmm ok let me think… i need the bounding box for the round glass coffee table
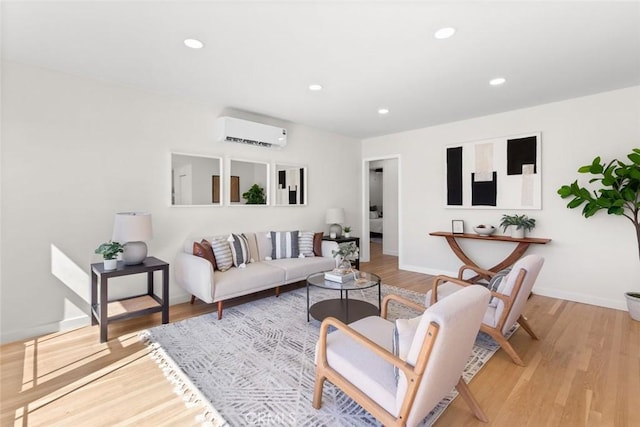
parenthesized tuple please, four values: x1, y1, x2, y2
(306, 271, 381, 324)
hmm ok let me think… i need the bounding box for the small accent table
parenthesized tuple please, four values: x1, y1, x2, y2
(91, 256, 169, 343)
(322, 235, 360, 269)
(429, 231, 551, 277)
(306, 271, 380, 324)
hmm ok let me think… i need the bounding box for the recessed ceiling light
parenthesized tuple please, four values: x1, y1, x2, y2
(378, 108, 390, 115)
(434, 27, 456, 39)
(308, 84, 323, 91)
(489, 77, 506, 86)
(184, 38, 204, 49)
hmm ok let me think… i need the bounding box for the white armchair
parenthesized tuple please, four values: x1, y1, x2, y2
(426, 254, 545, 366)
(313, 285, 491, 427)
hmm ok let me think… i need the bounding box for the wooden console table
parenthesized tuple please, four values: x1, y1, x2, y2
(429, 231, 551, 274)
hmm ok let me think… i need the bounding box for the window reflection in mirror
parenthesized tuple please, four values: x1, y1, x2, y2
(230, 159, 269, 205)
(171, 153, 222, 206)
(275, 164, 307, 206)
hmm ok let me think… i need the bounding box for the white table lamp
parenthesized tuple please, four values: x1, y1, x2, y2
(325, 208, 345, 238)
(112, 212, 153, 265)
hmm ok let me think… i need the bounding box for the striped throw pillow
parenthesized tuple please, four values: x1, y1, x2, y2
(298, 231, 315, 257)
(229, 233, 251, 267)
(487, 267, 512, 307)
(270, 231, 299, 259)
(210, 238, 233, 271)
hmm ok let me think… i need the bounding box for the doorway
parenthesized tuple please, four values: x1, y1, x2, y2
(361, 156, 400, 263)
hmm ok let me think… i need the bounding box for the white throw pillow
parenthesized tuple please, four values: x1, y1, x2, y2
(369, 211, 379, 219)
(392, 315, 422, 383)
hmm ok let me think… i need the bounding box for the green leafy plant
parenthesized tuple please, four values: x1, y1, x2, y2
(94, 241, 124, 260)
(332, 242, 359, 261)
(343, 226, 351, 233)
(557, 148, 640, 259)
(499, 214, 536, 233)
(242, 184, 266, 204)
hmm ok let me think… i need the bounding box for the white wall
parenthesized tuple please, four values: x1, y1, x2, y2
(382, 158, 399, 256)
(0, 61, 361, 343)
(363, 86, 640, 311)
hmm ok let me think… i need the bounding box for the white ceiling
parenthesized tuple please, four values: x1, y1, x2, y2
(2, 1, 639, 139)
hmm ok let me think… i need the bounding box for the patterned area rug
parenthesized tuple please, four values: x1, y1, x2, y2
(141, 284, 509, 426)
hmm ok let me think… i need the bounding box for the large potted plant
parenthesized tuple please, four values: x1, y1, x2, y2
(242, 184, 266, 204)
(557, 148, 640, 320)
(95, 241, 124, 271)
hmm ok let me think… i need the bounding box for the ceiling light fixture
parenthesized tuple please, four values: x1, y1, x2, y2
(489, 77, 506, 86)
(434, 27, 456, 39)
(378, 108, 390, 115)
(308, 84, 323, 91)
(184, 38, 204, 49)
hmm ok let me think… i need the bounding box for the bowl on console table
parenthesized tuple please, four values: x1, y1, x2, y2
(473, 225, 496, 236)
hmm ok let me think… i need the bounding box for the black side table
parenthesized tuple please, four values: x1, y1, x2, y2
(322, 235, 360, 269)
(91, 256, 169, 343)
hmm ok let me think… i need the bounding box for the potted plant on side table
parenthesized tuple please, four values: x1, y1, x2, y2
(499, 214, 536, 238)
(95, 241, 124, 271)
(558, 148, 640, 321)
(343, 226, 352, 238)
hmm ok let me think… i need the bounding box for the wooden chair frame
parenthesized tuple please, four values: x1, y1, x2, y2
(313, 294, 488, 426)
(431, 265, 538, 366)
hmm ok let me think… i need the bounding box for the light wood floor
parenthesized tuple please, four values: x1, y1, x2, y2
(1, 243, 638, 426)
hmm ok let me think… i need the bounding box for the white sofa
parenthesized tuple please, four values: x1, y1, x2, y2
(175, 231, 338, 319)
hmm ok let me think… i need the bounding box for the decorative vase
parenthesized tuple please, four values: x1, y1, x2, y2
(511, 227, 525, 239)
(103, 259, 117, 271)
(625, 292, 640, 321)
(344, 232, 351, 238)
(338, 257, 352, 271)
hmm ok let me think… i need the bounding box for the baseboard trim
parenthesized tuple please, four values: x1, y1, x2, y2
(1, 294, 195, 344)
(1, 315, 90, 344)
(532, 287, 627, 311)
(399, 263, 457, 277)
(399, 264, 629, 312)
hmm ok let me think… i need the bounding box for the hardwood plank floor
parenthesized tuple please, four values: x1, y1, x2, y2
(1, 242, 638, 425)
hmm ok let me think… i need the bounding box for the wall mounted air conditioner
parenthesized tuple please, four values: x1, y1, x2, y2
(216, 116, 287, 148)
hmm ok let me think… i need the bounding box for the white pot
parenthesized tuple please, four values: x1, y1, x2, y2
(344, 232, 351, 238)
(511, 227, 525, 239)
(625, 292, 640, 321)
(103, 259, 118, 271)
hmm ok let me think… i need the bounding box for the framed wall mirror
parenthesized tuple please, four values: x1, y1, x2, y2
(171, 153, 222, 206)
(229, 159, 269, 205)
(274, 164, 307, 206)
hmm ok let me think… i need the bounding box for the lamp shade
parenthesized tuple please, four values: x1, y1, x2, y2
(325, 208, 345, 225)
(112, 212, 153, 243)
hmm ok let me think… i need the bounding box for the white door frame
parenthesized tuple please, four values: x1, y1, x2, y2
(361, 154, 401, 263)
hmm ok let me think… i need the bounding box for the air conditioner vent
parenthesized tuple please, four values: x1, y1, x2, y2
(216, 116, 287, 148)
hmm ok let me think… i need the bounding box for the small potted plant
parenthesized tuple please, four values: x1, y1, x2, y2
(499, 214, 536, 238)
(343, 226, 352, 238)
(332, 241, 359, 271)
(242, 184, 266, 204)
(95, 241, 124, 270)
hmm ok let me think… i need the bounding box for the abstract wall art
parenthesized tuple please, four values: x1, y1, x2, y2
(446, 132, 541, 209)
(275, 164, 307, 206)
